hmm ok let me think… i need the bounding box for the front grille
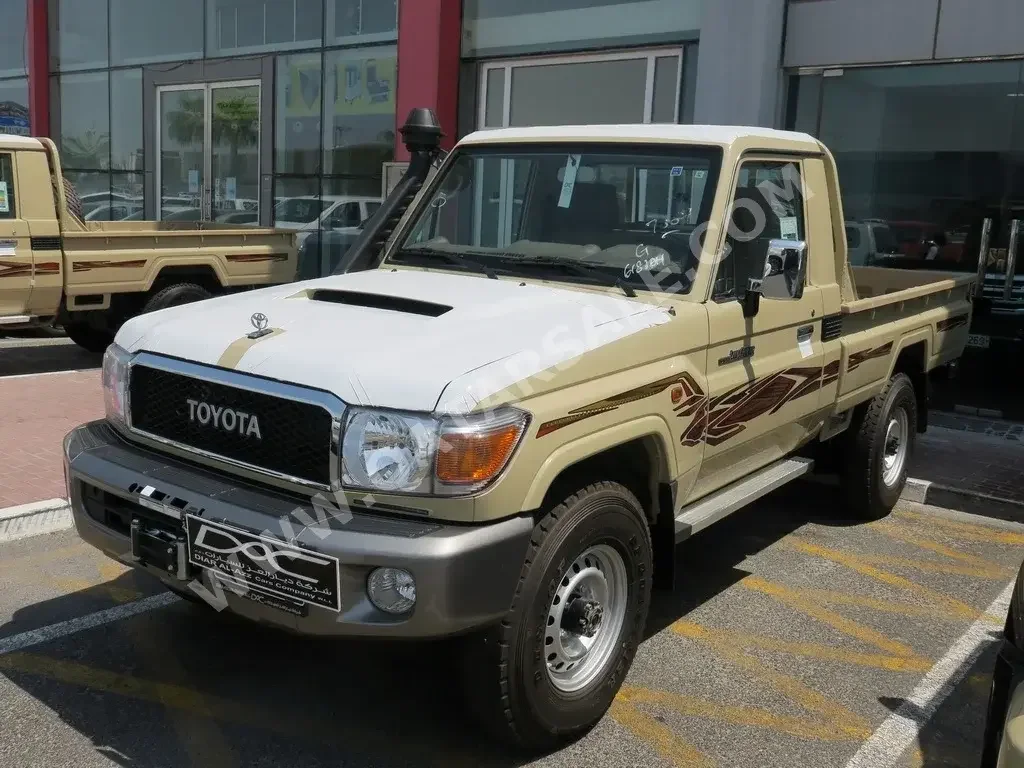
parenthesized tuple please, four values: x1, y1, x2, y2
(129, 364, 334, 486)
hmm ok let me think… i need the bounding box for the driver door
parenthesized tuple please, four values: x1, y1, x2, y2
(693, 157, 825, 497)
(0, 151, 33, 318)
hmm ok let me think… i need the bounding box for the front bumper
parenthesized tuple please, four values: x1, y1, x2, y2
(64, 420, 533, 638)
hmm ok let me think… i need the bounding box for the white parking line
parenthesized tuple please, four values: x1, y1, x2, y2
(0, 593, 181, 656)
(844, 579, 1014, 768)
(0, 369, 93, 381)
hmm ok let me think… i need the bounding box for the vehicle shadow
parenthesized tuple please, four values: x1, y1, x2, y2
(0, 480, 857, 767)
(878, 635, 1002, 767)
(0, 338, 100, 378)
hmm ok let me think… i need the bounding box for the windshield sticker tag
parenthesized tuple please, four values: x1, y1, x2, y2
(779, 216, 799, 240)
(670, 166, 683, 177)
(558, 154, 582, 209)
(0, 181, 8, 213)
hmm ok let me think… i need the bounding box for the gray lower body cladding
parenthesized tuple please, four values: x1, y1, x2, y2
(63, 421, 532, 638)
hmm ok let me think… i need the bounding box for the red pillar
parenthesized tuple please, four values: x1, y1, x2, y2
(27, 0, 50, 137)
(393, 0, 461, 161)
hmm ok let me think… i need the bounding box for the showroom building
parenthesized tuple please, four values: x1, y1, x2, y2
(2, 0, 1023, 415)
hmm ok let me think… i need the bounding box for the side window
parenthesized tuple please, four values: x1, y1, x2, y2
(846, 225, 861, 249)
(326, 202, 361, 229)
(713, 160, 806, 300)
(0, 153, 15, 220)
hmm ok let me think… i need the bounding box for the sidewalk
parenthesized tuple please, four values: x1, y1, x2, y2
(907, 415, 1024, 517)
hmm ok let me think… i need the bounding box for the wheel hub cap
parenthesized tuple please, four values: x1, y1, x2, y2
(545, 544, 628, 693)
(882, 407, 909, 487)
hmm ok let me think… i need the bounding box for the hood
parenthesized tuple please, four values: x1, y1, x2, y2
(116, 269, 673, 413)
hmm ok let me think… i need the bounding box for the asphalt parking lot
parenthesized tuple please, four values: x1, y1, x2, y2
(1, 481, 1018, 768)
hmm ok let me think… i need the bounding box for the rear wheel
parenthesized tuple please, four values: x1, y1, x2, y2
(839, 373, 918, 519)
(62, 322, 113, 353)
(461, 481, 652, 751)
(142, 282, 213, 314)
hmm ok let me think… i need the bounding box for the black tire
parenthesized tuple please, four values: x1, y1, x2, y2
(63, 322, 113, 353)
(839, 372, 918, 519)
(142, 282, 213, 314)
(461, 481, 653, 752)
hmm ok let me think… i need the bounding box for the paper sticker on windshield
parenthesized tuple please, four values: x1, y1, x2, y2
(779, 216, 799, 240)
(0, 181, 8, 213)
(670, 166, 683, 177)
(557, 155, 582, 209)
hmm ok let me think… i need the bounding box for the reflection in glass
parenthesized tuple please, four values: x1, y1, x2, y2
(0, 78, 29, 136)
(509, 58, 647, 127)
(65, 171, 112, 219)
(323, 48, 396, 179)
(54, 0, 108, 71)
(331, 0, 397, 43)
(110, 0, 203, 65)
(58, 72, 110, 170)
(208, 0, 323, 55)
(211, 85, 261, 225)
(111, 69, 143, 171)
(0, 0, 27, 77)
(276, 53, 323, 175)
(651, 56, 680, 123)
(484, 68, 504, 128)
(159, 89, 205, 221)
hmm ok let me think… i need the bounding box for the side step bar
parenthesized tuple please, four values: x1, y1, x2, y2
(674, 457, 814, 542)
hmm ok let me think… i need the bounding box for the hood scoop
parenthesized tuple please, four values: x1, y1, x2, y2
(308, 288, 452, 317)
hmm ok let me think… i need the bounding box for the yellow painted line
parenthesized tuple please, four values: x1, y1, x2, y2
(617, 686, 871, 742)
(869, 521, 1012, 579)
(609, 699, 715, 767)
(672, 621, 932, 673)
(848, 551, 1010, 580)
(742, 576, 918, 657)
(798, 587, 1001, 626)
(215, 328, 285, 369)
(790, 540, 981, 621)
(895, 509, 1024, 546)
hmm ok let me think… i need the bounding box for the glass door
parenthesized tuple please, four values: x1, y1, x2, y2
(156, 81, 261, 224)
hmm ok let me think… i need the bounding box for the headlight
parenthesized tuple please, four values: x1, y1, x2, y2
(341, 407, 529, 496)
(101, 344, 132, 428)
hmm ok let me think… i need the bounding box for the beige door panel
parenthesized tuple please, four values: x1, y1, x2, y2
(0, 152, 32, 317)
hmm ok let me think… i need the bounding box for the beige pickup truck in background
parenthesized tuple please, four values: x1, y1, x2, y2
(0, 134, 297, 351)
(63, 114, 975, 751)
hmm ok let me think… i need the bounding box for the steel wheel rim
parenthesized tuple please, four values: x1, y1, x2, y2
(882, 407, 909, 487)
(545, 543, 629, 693)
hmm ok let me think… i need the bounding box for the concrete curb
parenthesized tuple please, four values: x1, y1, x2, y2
(0, 498, 73, 544)
(901, 478, 1024, 524)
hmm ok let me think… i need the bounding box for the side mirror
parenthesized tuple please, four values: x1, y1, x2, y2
(742, 239, 807, 317)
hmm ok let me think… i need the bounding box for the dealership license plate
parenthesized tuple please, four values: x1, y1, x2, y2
(967, 334, 991, 349)
(185, 515, 341, 612)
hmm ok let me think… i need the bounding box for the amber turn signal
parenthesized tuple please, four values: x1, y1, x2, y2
(435, 419, 526, 486)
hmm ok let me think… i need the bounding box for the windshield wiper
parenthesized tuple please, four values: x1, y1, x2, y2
(395, 247, 498, 279)
(509, 255, 636, 297)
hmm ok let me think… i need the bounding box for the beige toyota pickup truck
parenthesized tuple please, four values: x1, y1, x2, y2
(0, 135, 296, 351)
(63, 112, 974, 751)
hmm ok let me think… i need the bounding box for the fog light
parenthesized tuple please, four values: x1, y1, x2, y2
(367, 567, 416, 614)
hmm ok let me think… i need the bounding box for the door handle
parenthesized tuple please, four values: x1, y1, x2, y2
(797, 325, 814, 340)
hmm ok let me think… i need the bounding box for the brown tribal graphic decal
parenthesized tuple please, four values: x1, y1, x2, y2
(72, 259, 147, 273)
(226, 253, 289, 264)
(0, 260, 60, 279)
(936, 314, 969, 332)
(847, 342, 893, 373)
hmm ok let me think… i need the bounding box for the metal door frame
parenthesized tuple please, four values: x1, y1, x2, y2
(154, 80, 262, 223)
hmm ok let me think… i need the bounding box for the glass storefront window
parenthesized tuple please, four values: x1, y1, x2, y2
(0, 0, 27, 78)
(462, 0, 700, 58)
(110, 0, 204, 65)
(322, 47, 396, 179)
(481, 50, 684, 129)
(276, 53, 323, 175)
(111, 70, 143, 171)
(329, 0, 398, 45)
(64, 170, 112, 219)
(56, 72, 110, 170)
(208, 0, 323, 56)
(53, 0, 109, 71)
(0, 78, 30, 137)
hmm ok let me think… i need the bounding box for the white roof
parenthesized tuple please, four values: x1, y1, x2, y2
(459, 123, 820, 149)
(0, 135, 43, 149)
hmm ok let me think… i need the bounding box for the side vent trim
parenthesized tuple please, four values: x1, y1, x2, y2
(822, 314, 843, 342)
(308, 289, 452, 317)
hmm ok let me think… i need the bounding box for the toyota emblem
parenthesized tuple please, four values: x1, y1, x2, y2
(250, 312, 269, 331)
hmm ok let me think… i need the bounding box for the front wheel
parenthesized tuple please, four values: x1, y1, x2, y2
(63, 322, 114, 353)
(461, 481, 652, 751)
(839, 372, 918, 519)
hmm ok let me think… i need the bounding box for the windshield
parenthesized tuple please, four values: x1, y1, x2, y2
(273, 198, 328, 223)
(391, 144, 723, 294)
